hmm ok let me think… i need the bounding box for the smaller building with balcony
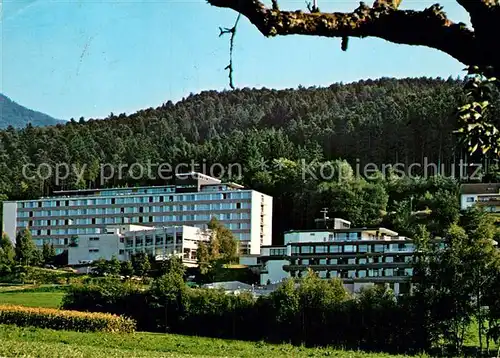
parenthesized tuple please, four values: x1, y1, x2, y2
(68, 224, 209, 266)
(240, 218, 420, 296)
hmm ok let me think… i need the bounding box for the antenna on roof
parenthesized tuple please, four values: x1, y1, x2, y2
(320, 208, 329, 221)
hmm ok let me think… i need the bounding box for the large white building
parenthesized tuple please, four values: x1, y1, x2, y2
(68, 224, 209, 266)
(240, 218, 422, 296)
(2, 172, 273, 255)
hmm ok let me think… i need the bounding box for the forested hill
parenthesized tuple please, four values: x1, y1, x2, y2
(0, 94, 63, 129)
(0, 77, 478, 239)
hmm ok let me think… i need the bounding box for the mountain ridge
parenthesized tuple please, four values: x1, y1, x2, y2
(0, 94, 64, 129)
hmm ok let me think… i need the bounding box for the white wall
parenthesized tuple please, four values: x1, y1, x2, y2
(248, 191, 273, 254)
(2, 202, 18, 245)
(239, 256, 258, 266)
(68, 234, 125, 265)
(284, 231, 334, 244)
(260, 259, 290, 285)
(262, 194, 273, 246)
(250, 192, 261, 255)
(460, 194, 477, 210)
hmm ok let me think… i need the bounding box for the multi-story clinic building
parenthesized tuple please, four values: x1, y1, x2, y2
(2, 172, 273, 255)
(241, 218, 418, 296)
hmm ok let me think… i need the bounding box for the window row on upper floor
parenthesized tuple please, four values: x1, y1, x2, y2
(27, 228, 250, 241)
(19, 212, 251, 227)
(18, 203, 252, 217)
(20, 192, 253, 208)
(291, 243, 415, 255)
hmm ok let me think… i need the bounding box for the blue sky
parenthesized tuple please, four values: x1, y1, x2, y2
(1, 0, 471, 120)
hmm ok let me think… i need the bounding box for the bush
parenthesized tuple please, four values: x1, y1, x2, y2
(0, 304, 135, 333)
(62, 278, 151, 329)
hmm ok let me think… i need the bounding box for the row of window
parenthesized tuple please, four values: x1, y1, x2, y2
(291, 268, 414, 279)
(269, 248, 286, 256)
(21, 192, 253, 208)
(19, 203, 252, 218)
(21, 212, 251, 226)
(291, 243, 414, 255)
(34, 238, 67, 246)
(296, 255, 413, 265)
(28, 230, 250, 242)
(126, 233, 183, 247)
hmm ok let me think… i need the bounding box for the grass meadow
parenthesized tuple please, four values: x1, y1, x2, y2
(0, 325, 423, 358)
(0, 285, 64, 308)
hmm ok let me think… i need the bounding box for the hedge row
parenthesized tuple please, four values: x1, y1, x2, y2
(0, 266, 86, 285)
(0, 304, 135, 333)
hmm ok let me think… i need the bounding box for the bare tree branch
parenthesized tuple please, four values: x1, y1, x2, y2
(219, 13, 242, 89)
(207, 0, 499, 71)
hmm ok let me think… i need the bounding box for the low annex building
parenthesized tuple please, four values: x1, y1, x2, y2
(68, 224, 210, 267)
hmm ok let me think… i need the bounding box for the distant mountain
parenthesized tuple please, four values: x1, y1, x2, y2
(0, 94, 64, 129)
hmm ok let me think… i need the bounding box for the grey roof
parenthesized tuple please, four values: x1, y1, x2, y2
(202, 281, 253, 291)
(460, 183, 500, 195)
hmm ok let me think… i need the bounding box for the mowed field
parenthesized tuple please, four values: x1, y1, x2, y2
(0, 285, 64, 308)
(0, 325, 423, 358)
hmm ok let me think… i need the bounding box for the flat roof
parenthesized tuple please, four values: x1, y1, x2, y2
(284, 227, 399, 236)
(53, 185, 175, 195)
(460, 183, 500, 195)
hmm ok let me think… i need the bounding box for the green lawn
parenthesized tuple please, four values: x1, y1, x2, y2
(0, 285, 64, 308)
(0, 325, 422, 358)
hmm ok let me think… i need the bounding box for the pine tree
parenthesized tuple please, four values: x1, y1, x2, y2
(0, 232, 15, 267)
(42, 242, 56, 265)
(108, 255, 121, 276)
(15, 228, 37, 266)
(120, 260, 134, 277)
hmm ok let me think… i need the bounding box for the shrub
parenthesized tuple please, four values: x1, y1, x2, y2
(0, 266, 84, 285)
(0, 304, 135, 333)
(62, 279, 151, 329)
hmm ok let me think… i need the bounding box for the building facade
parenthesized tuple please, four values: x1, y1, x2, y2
(2, 172, 272, 255)
(241, 218, 418, 296)
(460, 183, 500, 212)
(68, 224, 209, 266)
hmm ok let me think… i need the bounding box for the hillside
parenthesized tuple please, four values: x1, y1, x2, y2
(0, 77, 483, 237)
(0, 94, 63, 129)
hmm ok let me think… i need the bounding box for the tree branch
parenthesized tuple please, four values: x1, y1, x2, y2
(207, 0, 478, 66)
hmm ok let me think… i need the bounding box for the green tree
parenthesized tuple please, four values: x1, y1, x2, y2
(0, 232, 15, 267)
(108, 255, 121, 276)
(15, 228, 37, 266)
(207, 217, 239, 262)
(413, 214, 500, 355)
(160, 256, 186, 278)
(31, 249, 44, 267)
(131, 252, 151, 277)
(197, 218, 239, 281)
(149, 270, 186, 332)
(459, 208, 500, 353)
(120, 260, 134, 277)
(41, 242, 56, 265)
(92, 258, 109, 276)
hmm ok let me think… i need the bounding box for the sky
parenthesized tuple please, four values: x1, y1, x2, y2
(1, 0, 471, 120)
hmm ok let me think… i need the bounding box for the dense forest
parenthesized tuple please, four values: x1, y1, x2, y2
(0, 94, 63, 129)
(1, 77, 498, 241)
